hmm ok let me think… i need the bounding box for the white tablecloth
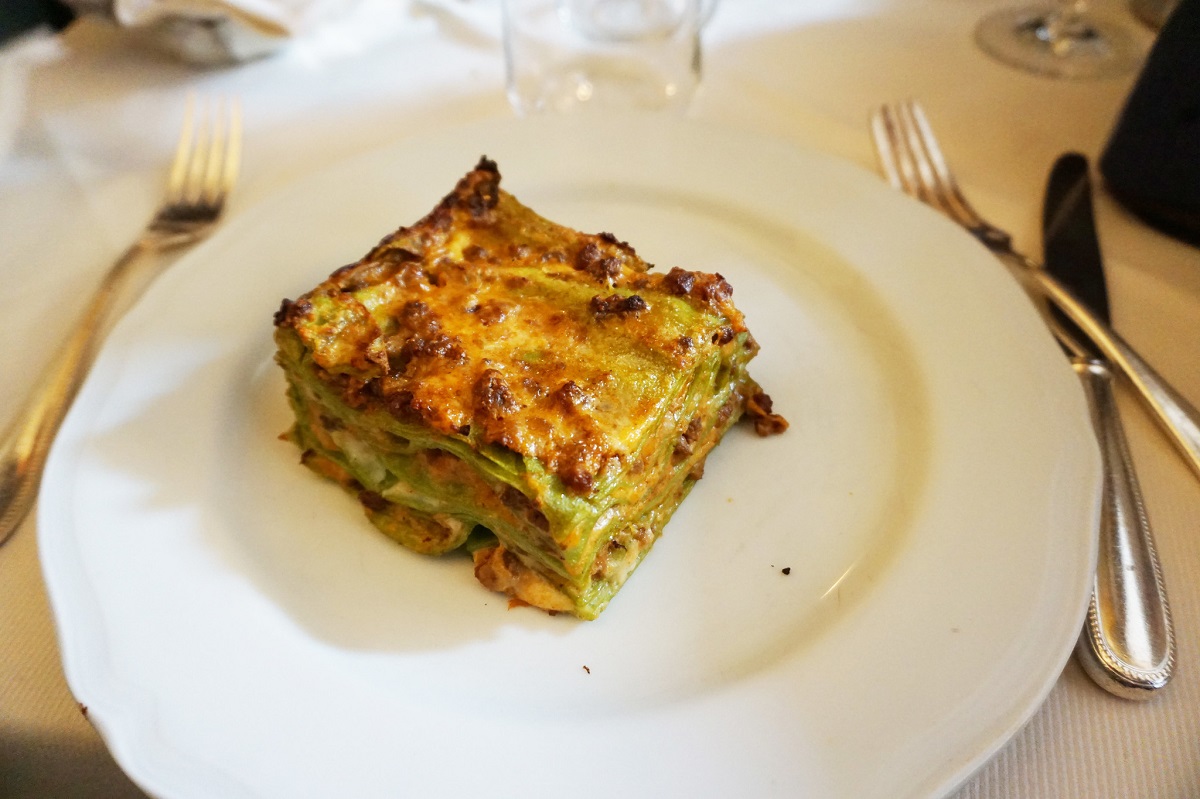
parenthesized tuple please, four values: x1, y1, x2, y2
(2, 1, 1199, 796)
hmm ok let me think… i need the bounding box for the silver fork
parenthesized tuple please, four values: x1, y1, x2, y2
(872, 100, 1177, 698)
(0, 96, 242, 545)
(870, 100, 1200, 484)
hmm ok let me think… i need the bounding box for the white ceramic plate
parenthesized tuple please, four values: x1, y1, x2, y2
(41, 116, 1099, 799)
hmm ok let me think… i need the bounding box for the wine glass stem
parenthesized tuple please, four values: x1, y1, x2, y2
(1042, 0, 1098, 45)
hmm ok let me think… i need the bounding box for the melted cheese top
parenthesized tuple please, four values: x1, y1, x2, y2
(277, 159, 754, 494)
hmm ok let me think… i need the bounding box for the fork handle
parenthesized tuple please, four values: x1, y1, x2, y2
(1073, 359, 1174, 698)
(1018, 259, 1200, 482)
(0, 241, 152, 545)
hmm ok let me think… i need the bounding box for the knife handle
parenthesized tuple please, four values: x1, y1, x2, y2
(1073, 359, 1175, 698)
(1021, 263, 1200, 482)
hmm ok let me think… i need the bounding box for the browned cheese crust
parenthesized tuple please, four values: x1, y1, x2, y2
(276, 158, 785, 496)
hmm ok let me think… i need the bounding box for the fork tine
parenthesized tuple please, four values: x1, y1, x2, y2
(895, 101, 950, 215)
(898, 101, 1013, 249)
(165, 96, 240, 213)
(184, 97, 212, 206)
(200, 97, 241, 209)
(201, 100, 226, 207)
(869, 107, 904, 191)
(902, 101, 960, 218)
(166, 94, 196, 202)
(871, 104, 923, 200)
(903, 101, 984, 228)
(888, 104, 926, 201)
(874, 100, 996, 239)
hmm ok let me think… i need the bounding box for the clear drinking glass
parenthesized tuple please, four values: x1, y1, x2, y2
(502, 0, 703, 115)
(975, 0, 1142, 79)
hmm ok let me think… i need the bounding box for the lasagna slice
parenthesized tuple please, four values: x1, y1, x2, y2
(273, 158, 785, 619)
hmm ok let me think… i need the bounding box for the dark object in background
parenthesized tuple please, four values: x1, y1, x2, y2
(0, 0, 74, 44)
(1131, 0, 1181, 29)
(1100, 0, 1200, 247)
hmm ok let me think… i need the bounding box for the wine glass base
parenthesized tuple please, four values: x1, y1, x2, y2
(975, 5, 1143, 79)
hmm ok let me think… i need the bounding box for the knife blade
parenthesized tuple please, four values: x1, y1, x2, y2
(1042, 153, 1175, 698)
(1044, 155, 1110, 324)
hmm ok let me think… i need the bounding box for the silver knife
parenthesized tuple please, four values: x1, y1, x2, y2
(1043, 153, 1175, 699)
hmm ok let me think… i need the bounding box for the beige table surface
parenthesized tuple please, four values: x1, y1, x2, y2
(2, 0, 1199, 796)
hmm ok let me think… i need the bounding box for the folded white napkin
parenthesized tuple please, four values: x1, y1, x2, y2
(66, 0, 369, 64)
